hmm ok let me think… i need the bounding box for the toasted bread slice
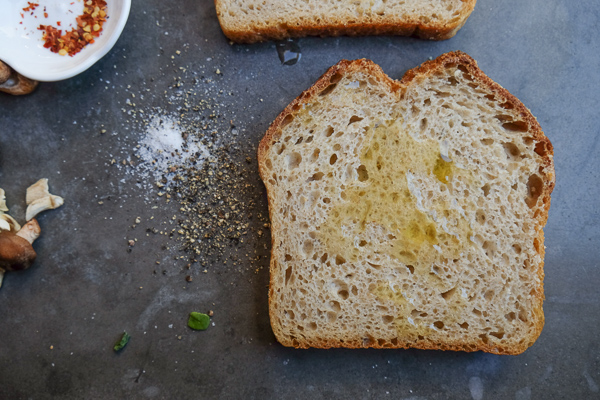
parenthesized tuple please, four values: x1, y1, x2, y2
(258, 52, 555, 355)
(215, 0, 477, 43)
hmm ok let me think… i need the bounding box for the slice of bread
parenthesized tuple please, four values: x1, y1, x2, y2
(258, 52, 555, 355)
(215, 0, 477, 43)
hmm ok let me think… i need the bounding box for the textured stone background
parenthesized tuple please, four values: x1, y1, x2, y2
(0, 1, 598, 398)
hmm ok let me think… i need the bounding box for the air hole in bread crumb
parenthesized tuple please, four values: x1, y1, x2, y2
(295, 137, 303, 145)
(533, 238, 541, 253)
(285, 267, 292, 285)
(362, 336, 375, 346)
(325, 126, 334, 137)
(330, 301, 341, 312)
(505, 312, 516, 322)
(456, 65, 472, 79)
(382, 315, 394, 324)
(309, 148, 320, 162)
(490, 331, 505, 339)
(348, 115, 363, 125)
(503, 121, 529, 132)
(329, 72, 343, 84)
(329, 154, 338, 165)
(335, 255, 346, 265)
(500, 101, 515, 110)
(406, 265, 415, 274)
(481, 184, 491, 196)
(308, 322, 317, 330)
(351, 285, 358, 295)
(308, 172, 324, 181)
(479, 334, 489, 344)
(319, 83, 337, 97)
(286, 152, 302, 169)
(338, 290, 349, 300)
(358, 240, 367, 247)
(323, 197, 330, 204)
(285, 254, 292, 261)
(357, 165, 369, 182)
(441, 287, 456, 300)
(320, 253, 328, 262)
(484, 290, 494, 301)
(433, 321, 444, 330)
(286, 310, 295, 320)
(459, 322, 469, 329)
(522, 137, 534, 146)
(534, 141, 550, 157)
(513, 244, 522, 254)
(482, 241, 497, 258)
(503, 142, 521, 159)
(481, 138, 494, 146)
(526, 174, 543, 208)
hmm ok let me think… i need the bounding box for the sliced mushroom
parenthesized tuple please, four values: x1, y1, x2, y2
(0, 213, 21, 232)
(0, 188, 8, 212)
(0, 62, 10, 83)
(0, 187, 21, 232)
(0, 61, 39, 96)
(26, 179, 64, 221)
(0, 219, 40, 288)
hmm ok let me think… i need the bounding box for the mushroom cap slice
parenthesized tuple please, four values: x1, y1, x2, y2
(0, 231, 37, 271)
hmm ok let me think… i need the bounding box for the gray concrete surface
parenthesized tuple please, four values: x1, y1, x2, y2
(0, 0, 598, 398)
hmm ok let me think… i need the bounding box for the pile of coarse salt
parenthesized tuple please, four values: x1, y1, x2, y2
(135, 115, 211, 183)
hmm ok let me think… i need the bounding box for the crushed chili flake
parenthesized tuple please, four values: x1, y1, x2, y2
(23, 2, 39, 12)
(38, 0, 108, 57)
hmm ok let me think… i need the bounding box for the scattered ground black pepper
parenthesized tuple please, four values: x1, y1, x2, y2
(114, 46, 270, 275)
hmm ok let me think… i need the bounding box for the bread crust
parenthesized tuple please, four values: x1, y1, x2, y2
(215, 0, 477, 43)
(258, 52, 555, 355)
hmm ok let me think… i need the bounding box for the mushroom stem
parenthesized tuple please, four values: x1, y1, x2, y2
(16, 219, 41, 244)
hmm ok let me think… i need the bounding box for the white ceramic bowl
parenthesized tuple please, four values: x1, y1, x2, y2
(0, 0, 131, 82)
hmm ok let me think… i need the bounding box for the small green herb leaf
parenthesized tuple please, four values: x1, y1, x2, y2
(113, 332, 131, 352)
(188, 312, 210, 330)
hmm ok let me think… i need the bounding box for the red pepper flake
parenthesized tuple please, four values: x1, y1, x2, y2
(57, 21, 62, 27)
(44, 12, 48, 18)
(38, 0, 108, 57)
(22, 2, 39, 12)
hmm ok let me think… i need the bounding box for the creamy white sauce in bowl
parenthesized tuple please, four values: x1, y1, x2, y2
(0, 0, 131, 81)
